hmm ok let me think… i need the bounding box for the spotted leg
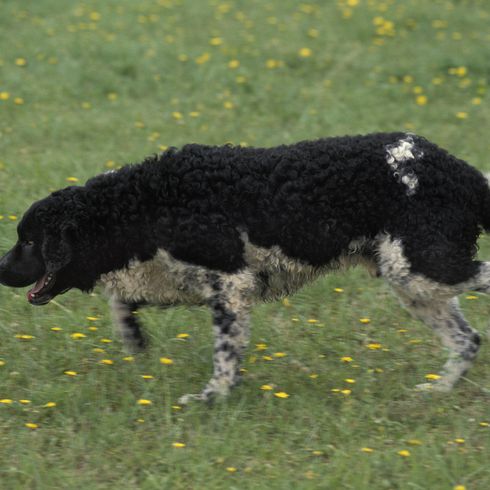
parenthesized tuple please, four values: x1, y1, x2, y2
(179, 273, 253, 404)
(110, 297, 147, 353)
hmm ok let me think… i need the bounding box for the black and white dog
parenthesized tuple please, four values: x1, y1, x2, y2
(0, 132, 488, 403)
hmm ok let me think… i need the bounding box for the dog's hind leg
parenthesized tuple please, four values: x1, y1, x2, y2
(110, 297, 147, 353)
(179, 272, 254, 404)
(377, 234, 483, 391)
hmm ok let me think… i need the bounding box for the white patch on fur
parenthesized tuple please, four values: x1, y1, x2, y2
(385, 135, 422, 196)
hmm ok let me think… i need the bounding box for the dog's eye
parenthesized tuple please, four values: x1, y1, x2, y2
(24, 240, 34, 246)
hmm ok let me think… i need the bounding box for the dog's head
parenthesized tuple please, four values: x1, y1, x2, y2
(0, 187, 97, 305)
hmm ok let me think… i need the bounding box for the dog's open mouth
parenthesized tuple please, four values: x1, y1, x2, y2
(27, 272, 56, 305)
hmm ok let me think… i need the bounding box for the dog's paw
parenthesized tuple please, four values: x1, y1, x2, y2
(178, 393, 208, 405)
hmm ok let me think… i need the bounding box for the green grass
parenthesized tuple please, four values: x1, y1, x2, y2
(0, 0, 489, 488)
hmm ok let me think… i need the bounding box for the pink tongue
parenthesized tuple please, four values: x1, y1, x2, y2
(29, 274, 48, 295)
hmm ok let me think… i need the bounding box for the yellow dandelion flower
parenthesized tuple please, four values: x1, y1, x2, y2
(172, 111, 183, 120)
(172, 442, 186, 448)
(334, 287, 344, 293)
(19, 399, 31, 404)
(100, 359, 114, 365)
(456, 112, 468, 119)
(177, 333, 190, 339)
(189, 111, 200, 118)
(331, 388, 341, 393)
(347, 0, 359, 6)
(137, 399, 152, 406)
(100, 338, 112, 343)
(64, 370, 78, 376)
(453, 486, 466, 490)
(307, 318, 318, 324)
(89, 11, 101, 21)
(425, 373, 441, 380)
(195, 52, 210, 64)
(359, 318, 370, 324)
(136, 418, 145, 423)
(0, 91, 10, 100)
(235, 75, 247, 84)
(471, 97, 482, 105)
(43, 402, 56, 408)
(308, 28, 319, 38)
(14, 97, 24, 105)
(367, 343, 382, 350)
(81, 102, 91, 109)
(432, 77, 444, 85)
(66, 177, 79, 183)
(226, 467, 237, 473)
(141, 374, 154, 379)
(223, 101, 234, 110)
(88, 326, 98, 331)
(416, 95, 428, 106)
(228, 59, 240, 69)
(134, 121, 145, 128)
(15, 58, 27, 66)
(263, 355, 273, 361)
(107, 92, 118, 101)
(479, 422, 489, 427)
(9, 215, 17, 221)
(86, 316, 99, 321)
(455, 66, 467, 77)
(209, 37, 223, 46)
(172, 405, 182, 410)
(344, 378, 356, 384)
(398, 449, 411, 457)
(260, 384, 273, 391)
(0, 360, 5, 366)
(361, 447, 374, 453)
(298, 48, 312, 58)
(274, 391, 289, 399)
(51, 327, 62, 332)
(92, 348, 105, 353)
(273, 352, 287, 358)
(255, 343, 267, 351)
(0, 399, 13, 404)
(407, 439, 423, 445)
(70, 332, 86, 339)
(25, 423, 39, 429)
(282, 298, 291, 307)
(341, 356, 353, 362)
(341, 389, 351, 395)
(309, 373, 318, 379)
(15, 334, 34, 340)
(312, 450, 323, 456)
(265, 59, 280, 69)
(454, 438, 465, 444)
(123, 356, 134, 362)
(160, 357, 174, 365)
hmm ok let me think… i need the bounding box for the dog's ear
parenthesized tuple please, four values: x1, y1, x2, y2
(42, 225, 75, 272)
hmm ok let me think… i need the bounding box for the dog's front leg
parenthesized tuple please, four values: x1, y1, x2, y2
(179, 274, 253, 404)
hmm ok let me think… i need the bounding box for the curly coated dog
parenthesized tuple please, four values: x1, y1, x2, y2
(1, 132, 489, 402)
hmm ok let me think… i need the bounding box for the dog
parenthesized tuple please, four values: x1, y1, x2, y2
(0, 132, 488, 403)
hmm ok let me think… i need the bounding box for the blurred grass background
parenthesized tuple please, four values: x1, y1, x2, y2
(0, 0, 489, 488)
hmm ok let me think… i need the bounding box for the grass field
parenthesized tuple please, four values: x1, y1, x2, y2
(1, 0, 489, 488)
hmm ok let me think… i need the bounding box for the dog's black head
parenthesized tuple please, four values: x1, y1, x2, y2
(0, 187, 99, 305)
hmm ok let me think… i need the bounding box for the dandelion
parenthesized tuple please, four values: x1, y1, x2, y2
(137, 399, 152, 406)
(367, 343, 382, 350)
(265, 59, 280, 69)
(407, 439, 423, 445)
(123, 356, 134, 362)
(172, 111, 183, 120)
(15, 58, 27, 66)
(456, 112, 468, 119)
(309, 373, 318, 379)
(100, 359, 114, 365)
(260, 384, 273, 391)
(226, 467, 237, 473)
(64, 370, 77, 376)
(177, 333, 190, 339)
(172, 405, 182, 410)
(334, 288, 344, 293)
(19, 399, 31, 404)
(359, 318, 370, 324)
(81, 102, 91, 109)
(416, 95, 428, 106)
(223, 101, 234, 110)
(298, 48, 312, 58)
(344, 378, 356, 384)
(160, 357, 173, 365)
(471, 97, 482, 105)
(398, 449, 411, 457)
(273, 352, 286, 358)
(307, 318, 318, 324)
(51, 327, 62, 332)
(107, 92, 118, 101)
(25, 423, 39, 429)
(70, 332, 86, 339)
(100, 338, 112, 343)
(340, 389, 351, 395)
(189, 111, 200, 118)
(274, 391, 289, 399)
(479, 422, 489, 427)
(134, 121, 145, 128)
(209, 37, 223, 46)
(14, 97, 24, 105)
(141, 374, 154, 379)
(361, 447, 374, 453)
(9, 215, 18, 221)
(172, 442, 186, 448)
(0, 91, 10, 100)
(454, 438, 465, 444)
(195, 52, 210, 64)
(255, 343, 267, 351)
(425, 373, 441, 381)
(43, 402, 56, 408)
(228, 59, 240, 69)
(88, 326, 98, 332)
(263, 355, 273, 361)
(15, 334, 34, 340)
(341, 356, 353, 362)
(66, 177, 79, 183)
(453, 486, 466, 490)
(0, 399, 13, 404)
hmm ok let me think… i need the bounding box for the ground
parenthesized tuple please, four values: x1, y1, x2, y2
(0, 0, 489, 488)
